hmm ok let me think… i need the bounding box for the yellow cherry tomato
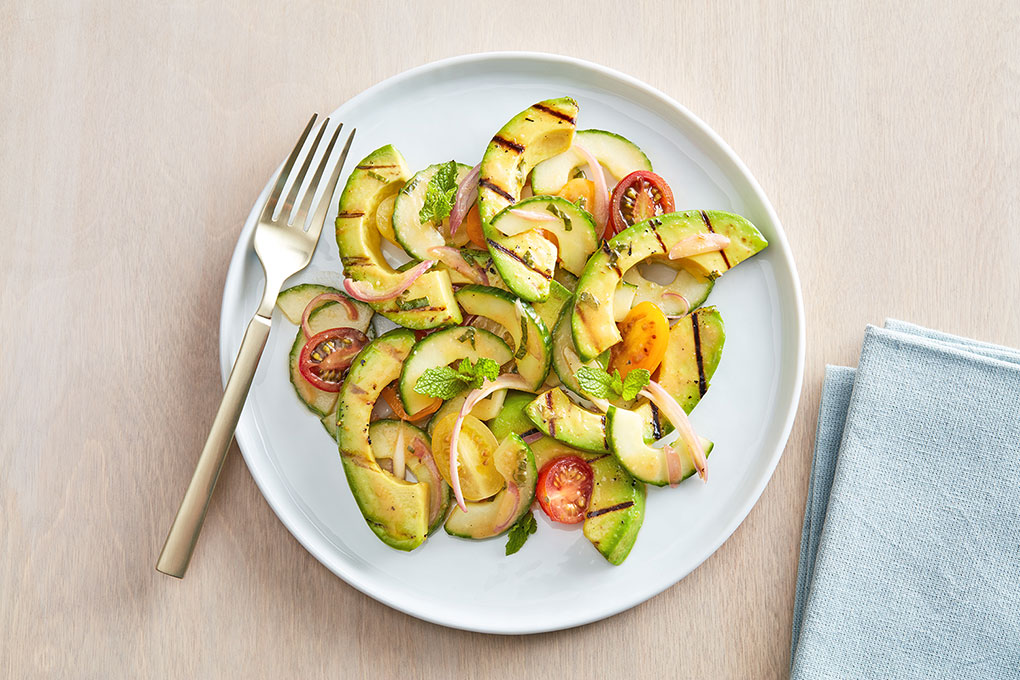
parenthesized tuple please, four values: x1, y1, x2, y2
(557, 178, 596, 213)
(430, 413, 503, 500)
(610, 301, 670, 380)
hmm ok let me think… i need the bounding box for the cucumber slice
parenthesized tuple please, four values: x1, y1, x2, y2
(526, 387, 662, 454)
(444, 434, 537, 540)
(530, 129, 652, 195)
(622, 265, 713, 318)
(398, 327, 514, 415)
(276, 283, 372, 329)
(289, 301, 371, 417)
(454, 285, 552, 390)
(550, 302, 609, 396)
(488, 196, 598, 277)
(370, 419, 451, 533)
(554, 268, 578, 292)
(530, 280, 571, 333)
(605, 405, 713, 486)
(487, 390, 540, 441)
(613, 281, 637, 323)
(391, 162, 473, 260)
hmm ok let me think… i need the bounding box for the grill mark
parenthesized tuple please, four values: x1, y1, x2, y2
(487, 239, 553, 280)
(521, 428, 539, 439)
(586, 501, 635, 518)
(699, 210, 731, 269)
(652, 229, 668, 253)
(601, 242, 622, 276)
(532, 103, 576, 124)
(545, 391, 556, 437)
(479, 178, 515, 202)
(355, 164, 397, 169)
(601, 415, 609, 451)
(692, 313, 707, 397)
(491, 135, 524, 153)
(588, 453, 610, 463)
(337, 211, 365, 218)
(650, 403, 662, 440)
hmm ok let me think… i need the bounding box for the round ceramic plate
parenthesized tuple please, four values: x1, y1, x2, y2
(220, 52, 804, 634)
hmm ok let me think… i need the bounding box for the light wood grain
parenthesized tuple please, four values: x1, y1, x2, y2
(2, 1, 1019, 677)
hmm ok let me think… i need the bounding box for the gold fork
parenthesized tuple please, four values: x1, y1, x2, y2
(156, 115, 355, 578)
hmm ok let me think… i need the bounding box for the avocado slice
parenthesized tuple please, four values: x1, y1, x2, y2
(334, 145, 461, 329)
(444, 434, 538, 539)
(657, 307, 725, 413)
(583, 452, 647, 565)
(571, 210, 767, 360)
(530, 128, 652, 195)
(454, 285, 552, 390)
(605, 405, 714, 486)
(621, 263, 713, 318)
(391, 162, 474, 260)
(478, 98, 579, 302)
(397, 326, 514, 416)
(488, 196, 598, 277)
(335, 329, 432, 550)
(369, 420, 451, 533)
(525, 387, 662, 454)
(487, 390, 540, 441)
(530, 279, 572, 332)
(550, 302, 610, 396)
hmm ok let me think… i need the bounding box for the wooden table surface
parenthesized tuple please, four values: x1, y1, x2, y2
(3, 1, 1018, 678)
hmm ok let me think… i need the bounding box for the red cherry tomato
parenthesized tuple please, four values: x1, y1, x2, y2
(298, 327, 369, 392)
(535, 456, 594, 524)
(607, 171, 676, 239)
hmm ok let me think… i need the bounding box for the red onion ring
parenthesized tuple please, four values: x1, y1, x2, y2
(509, 209, 559, 223)
(392, 425, 406, 481)
(342, 260, 435, 302)
(428, 246, 488, 285)
(668, 233, 731, 260)
(573, 144, 609, 235)
(522, 431, 543, 444)
(300, 293, 359, 339)
(449, 163, 480, 236)
(662, 291, 692, 317)
(492, 483, 521, 534)
(640, 380, 707, 482)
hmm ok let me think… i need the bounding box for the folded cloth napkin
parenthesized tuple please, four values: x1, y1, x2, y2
(790, 320, 1020, 679)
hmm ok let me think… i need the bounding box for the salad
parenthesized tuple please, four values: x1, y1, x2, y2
(275, 97, 768, 564)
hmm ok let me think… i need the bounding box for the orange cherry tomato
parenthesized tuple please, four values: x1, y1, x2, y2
(557, 178, 596, 213)
(380, 384, 441, 422)
(610, 301, 670, 379)
(461, 205, 487, 250)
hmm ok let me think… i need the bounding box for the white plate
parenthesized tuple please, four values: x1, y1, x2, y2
(220, 52, 804, 634)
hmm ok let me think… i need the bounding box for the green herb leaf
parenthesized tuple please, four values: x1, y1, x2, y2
(576, 366, 614, 399)
(621, 369, 651, 401)
(418, 161, 460, 225)
(505, 510, 537, 555)
(413, 366, 466, 400)
(471, 357, 500, 386)
(397, 296, 428, 311)
(572, 168, 586, 180)
(577, 291, 599, 308)
(457, 327, 476, 348)
(610, 369, 624, 396)
(545, 203, 572, 232)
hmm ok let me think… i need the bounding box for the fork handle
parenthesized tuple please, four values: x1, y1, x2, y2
(156, 313, 272, 578)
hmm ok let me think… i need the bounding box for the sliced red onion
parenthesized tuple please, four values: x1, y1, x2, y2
(409, 436, 444, 527)
(640, 380, 707, 482)
(663, 444, 684, 487)
(522, 431, 543, 444)
(492, 483, 521, 534)
(668, 233, 731, 260)
(574, 144, 609, 235)
(300, 293, 359, 338)
(449, 163, 480, 236)
(428, 246, 487, 285)
(662, 291, 692, 317)
(392, 425, 406, 481)
(449, 375, 532, 512)
(342, 260, 435, 302)
(509, 208, 559, 223)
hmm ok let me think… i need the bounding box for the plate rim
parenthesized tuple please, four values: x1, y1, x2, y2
(219, 50, 805, 634)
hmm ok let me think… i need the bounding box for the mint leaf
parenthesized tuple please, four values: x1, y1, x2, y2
(457, 327, 476, 348)
(545, 203, 572, 232)
(621, 369, 651, 401)
(418, 161, 460, 225)
(610, 369, 624, 396)
(471, 357, 500, 385)
(576, 366, 614, 399)
(413, 366, 465, 400)
(505, 510, 537, 555)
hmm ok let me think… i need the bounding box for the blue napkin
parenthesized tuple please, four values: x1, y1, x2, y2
(790, 321, 1020, 679)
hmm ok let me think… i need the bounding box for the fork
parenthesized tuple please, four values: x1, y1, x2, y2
(156, 115, 355, 578)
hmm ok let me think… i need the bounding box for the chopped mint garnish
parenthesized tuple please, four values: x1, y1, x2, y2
(457, 327, 476, 348)
(418, 161, 460, 225)
(397, 296, 428, 311)
(577, 291, 599, 308)
(576, 366, 650, 401)
(515, 314, 529, 359)
(414, 357, 501, 399)
(505, 510, 537, 555)
(545, 203, 572, 232)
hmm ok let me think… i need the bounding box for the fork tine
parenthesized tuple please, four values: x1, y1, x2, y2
(280, 117, 329, 223)
(261, 114, 317, 221)
(307, 128, 356, 237)
(293, 121, 343, 229)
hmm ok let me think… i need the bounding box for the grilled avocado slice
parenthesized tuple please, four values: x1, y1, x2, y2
(334, 145, 461, 329)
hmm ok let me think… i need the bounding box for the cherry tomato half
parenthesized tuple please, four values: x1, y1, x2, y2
(380, 383, 441, 421)
(607, 171, 676, 239)
(298, 327, 369, 392)
(610, 301, 670, 380)
(536, 456, 594, 524)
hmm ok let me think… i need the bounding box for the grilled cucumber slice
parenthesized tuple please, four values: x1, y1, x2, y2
(530, 129, 652, 194)
(391, 162, 473, 259)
